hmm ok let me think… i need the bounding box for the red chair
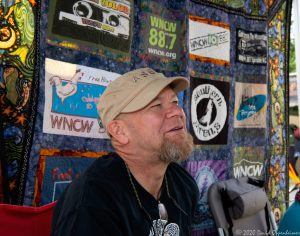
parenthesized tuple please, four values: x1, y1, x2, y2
(0, 201, 56, 236)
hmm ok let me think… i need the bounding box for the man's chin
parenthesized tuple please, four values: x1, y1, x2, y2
(158, 133, 194, 163)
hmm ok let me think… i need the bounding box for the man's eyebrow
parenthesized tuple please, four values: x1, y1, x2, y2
(156, 92, 177, 99)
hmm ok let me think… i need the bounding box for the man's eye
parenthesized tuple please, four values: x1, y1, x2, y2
(173, 100, 179, 105)
(151, 103, 161, 108)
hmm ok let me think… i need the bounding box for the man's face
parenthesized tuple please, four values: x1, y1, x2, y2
(121, 87, 193, 163)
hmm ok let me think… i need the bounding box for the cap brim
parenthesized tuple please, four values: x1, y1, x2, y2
(122, 76, 189, 113)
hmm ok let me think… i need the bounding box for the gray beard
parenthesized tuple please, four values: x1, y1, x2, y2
(158, 133, 194, 163)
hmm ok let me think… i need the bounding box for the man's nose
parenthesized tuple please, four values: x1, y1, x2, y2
(165, 104, 185, 119)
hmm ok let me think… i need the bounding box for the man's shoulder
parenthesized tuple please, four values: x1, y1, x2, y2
(57, 153, 125, 205)
(52, 153, 129, 232)
(87, 152, 123, 178)
(75, 152, 125, 187)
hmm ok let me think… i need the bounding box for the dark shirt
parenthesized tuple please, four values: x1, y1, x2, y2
(51, 153, 199, 236)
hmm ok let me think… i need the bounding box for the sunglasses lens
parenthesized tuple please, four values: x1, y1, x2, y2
(158, 202, 168, 221)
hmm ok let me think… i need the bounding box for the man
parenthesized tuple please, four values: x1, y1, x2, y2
(51, 68, 199, 236)
(294, 127, 300, 176)
(278, 189, 300, 235)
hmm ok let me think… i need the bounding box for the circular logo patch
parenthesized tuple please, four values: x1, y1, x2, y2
(191, 84, 227, 141)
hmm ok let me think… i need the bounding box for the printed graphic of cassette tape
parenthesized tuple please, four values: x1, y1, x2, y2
(238, 39, 267, 56)
(59, 0, 130, 39)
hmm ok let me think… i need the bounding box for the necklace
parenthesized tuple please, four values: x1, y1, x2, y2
(124, 161, 169, 222)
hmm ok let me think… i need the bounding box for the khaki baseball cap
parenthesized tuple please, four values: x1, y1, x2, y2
(98, 67, 189, 129)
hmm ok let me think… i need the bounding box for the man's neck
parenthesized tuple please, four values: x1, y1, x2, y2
(119, 152, 169, 200)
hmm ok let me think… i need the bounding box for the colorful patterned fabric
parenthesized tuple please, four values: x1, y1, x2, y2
(190, 0, 276, 19)
(186, 0, 291, 234)
(267, 0, 292, 222)
(0, 0, 39, 204)
(0, 160, 5, 203)
(0, 1, 292, 235)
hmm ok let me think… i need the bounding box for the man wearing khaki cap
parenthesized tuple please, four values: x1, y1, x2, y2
(51, 68, 198, 236)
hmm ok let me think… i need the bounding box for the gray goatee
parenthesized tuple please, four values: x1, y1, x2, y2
(158, 133, 194, 163)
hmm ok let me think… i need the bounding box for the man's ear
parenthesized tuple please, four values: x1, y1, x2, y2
(107, 120, 129, 145)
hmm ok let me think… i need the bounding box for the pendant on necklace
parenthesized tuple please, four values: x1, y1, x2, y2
(158, 201, 168, 221)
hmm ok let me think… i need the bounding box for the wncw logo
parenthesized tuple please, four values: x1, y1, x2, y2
(233, 159, 263, 178)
